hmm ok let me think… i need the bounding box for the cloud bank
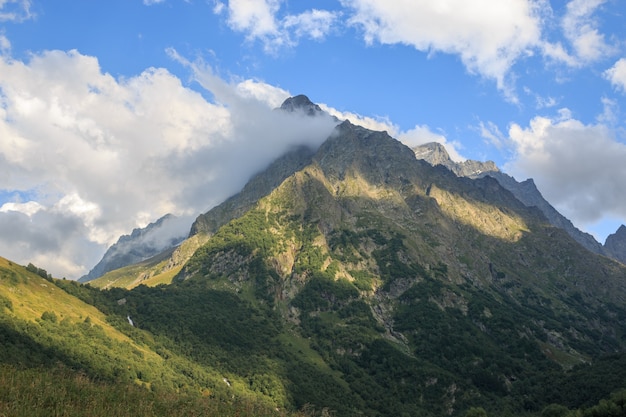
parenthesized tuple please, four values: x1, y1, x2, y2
(505, 110, 626, 232)
(0, 49, 337, 278)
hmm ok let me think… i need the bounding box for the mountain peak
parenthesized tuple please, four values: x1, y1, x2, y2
(280, 94, 324, 116)
(413, 142, 499, 178)
(605, 224, 626, 264)
(413, 142, 451, 166)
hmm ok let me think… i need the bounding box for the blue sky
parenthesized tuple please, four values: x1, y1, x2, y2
(1, 0, 625, 278)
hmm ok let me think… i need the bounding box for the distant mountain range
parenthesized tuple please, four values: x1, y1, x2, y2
(83, 120, 625, 285)
(412, 141, 622, 260)
(79, 214, 187, 282)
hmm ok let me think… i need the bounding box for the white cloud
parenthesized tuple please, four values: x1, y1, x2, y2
(218, 1, 339, 51)
(540, 41, 578, 67)
(213, 1, 225, 14)
(283, 9, 338, 41)
(397, 125, 465, 162)
(318, 104, 396, 133)
(143, 0, 166, 4)
(478, 121, 507, 149)
(342, 0, 544, 94)
(0, 0, 32, 22)
(234, 78, 289, 108)
(561, 0, 612, 64)
(0, 33, 10, 54)
(0, 49, 338, 278)
(597, 96, 619, 125)
(319, 103, 465, 161)
(0, 200, 43, 216)
(226, 0, 281, 39)
(505, 110, 626, 229)
(605, 58, 626, 93)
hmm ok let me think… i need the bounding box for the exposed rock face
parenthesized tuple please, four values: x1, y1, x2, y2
(190, 144, 316, 236)
(413, 142, 499, 177)
(279, 94, 325, 116)
(412, 142, 607, 256)
(605, 225, 626, 264)
(481, 172, 606, 256)
(79, 214, 188, 282)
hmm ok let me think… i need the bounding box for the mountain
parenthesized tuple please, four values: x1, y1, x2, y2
(412, 142, 608, 256)
(81, 95, 329, 284)
(79, 214, 188, 283)
(605, 225, 626, 264)
(169, 111, 626, 414)
(5, 96, 626, 416)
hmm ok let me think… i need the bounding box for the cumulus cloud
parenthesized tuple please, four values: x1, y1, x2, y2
(318, 104, 396, 133)
(234, 78, 290, 108)
(0, 0, 32, 22)
(0, 200, 101, 278)
(0, 48, 338, 278)
(342, 0, 544, 94)
(605, 58, 626, 93)
(226, 0, 281, 39)
(561, 0, 613, 64)
(0, 33, 10, 54)
(283, 9, 338, 41)
(505, 110, 626, 230)
(217, 0, 339, 51)
(0, 200, 43, 216)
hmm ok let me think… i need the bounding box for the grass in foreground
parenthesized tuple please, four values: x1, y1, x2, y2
(0, 364, 321, 417)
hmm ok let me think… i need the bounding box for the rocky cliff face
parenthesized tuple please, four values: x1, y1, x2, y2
(413, 142, 499, 177)
(605, 225, 626, 264)
(79, 214, 188, 282)
(279, 94, 325, 116)
(412, 142, 607, 256)
(190, 145, 316, 237)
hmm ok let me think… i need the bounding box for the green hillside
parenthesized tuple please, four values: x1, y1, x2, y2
(0, 257, 318, 416)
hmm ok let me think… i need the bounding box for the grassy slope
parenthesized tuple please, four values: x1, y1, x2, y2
(0, 257, 139, 344)
(0, 256, 312, 416)
(0, 364, 295, 417)
(89, 234, 208, 290)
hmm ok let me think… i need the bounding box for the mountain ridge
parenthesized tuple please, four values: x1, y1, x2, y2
(412, 142, 611, 258)
(79, 214, 188, 282)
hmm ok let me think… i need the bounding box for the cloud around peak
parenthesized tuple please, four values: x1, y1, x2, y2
(0, 48, 338, 278)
